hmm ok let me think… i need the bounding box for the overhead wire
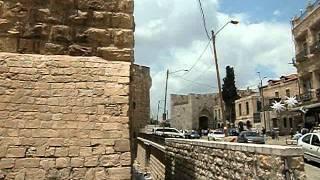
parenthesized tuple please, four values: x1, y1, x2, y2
(197, 0, 211, 40)
(172, 75, 217, 89)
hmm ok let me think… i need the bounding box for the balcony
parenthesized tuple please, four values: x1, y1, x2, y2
(296, 0, 320, 22)
(310, 41, 320, 54)
(298, 91, 313, 102)
(295, 49, 308, 62)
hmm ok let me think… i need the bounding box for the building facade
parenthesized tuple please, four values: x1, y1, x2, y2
(260, 74, 302, 134)
(235, 93, 262, 129)
(170, 93, 220, 130)
(292, 0, 320, 129)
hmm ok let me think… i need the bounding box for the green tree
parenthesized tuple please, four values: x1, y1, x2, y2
(222, 66, 239, 124)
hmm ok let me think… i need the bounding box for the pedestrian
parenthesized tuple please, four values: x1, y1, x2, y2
(262, 127, 266, 135)
(290, 128, 294, 138)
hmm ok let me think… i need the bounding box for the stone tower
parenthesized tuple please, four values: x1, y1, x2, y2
(0, 0, 134, 179)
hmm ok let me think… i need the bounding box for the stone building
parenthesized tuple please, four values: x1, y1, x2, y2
(235, 93, 261, 129)
(170, 93, 220, 130)
(0, 0, 135, 179)
(260, 74, 302, 134)
(292, 0, 320, 129)
(130, 64, 151, 158)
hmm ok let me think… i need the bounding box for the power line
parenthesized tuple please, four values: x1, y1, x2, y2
(172, 75, 217, 89)
(197, 0, 211, 40)
(183, 39, 212, 76)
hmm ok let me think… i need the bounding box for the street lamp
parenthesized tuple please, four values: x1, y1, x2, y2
(212, 20, 239, 129)
(163, 69, 189, 121)
(258, 72, 268, 130)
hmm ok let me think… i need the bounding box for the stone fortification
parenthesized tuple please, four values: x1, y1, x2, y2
(0, 53, 132, 179)
(0, 0, 135, 179)
(0, 0, 133, 61)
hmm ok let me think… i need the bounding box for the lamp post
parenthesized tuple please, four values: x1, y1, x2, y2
(258, 72, 268, 130)
(212, 20, 239, 129)
(163, 69, 189, 121)
(156, 100, 165, 127)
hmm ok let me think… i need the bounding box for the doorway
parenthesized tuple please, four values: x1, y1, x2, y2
(199, 116, 209, 130)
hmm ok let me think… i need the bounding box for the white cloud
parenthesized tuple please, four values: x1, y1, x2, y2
(134, 0, 296, 118)
(273, 10, 281, 16)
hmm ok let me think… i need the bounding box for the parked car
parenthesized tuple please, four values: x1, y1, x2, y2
(153, 127, 184, 138)
(208, 130, 225, 141)
(311, 126, 320, 133)
(185, 130, 201, 139)
(237, 131, 265, 144)
(227, 128, 239, 136)
(297, 133, 320, 163)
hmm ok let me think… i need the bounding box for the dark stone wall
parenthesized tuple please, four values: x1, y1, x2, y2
(0, 0, 134, 61)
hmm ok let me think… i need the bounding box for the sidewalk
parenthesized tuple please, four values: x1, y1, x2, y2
(265, 135, 293, 146)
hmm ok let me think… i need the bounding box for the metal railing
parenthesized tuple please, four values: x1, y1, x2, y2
(298, 91, 313, 102)
(298, 0, 320, 20)
(310, 41, 320, 54)
(295, 49, 308, 62)
(138, 133, 166, 146)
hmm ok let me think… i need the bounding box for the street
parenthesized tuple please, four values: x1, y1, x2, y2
(305, 162, 320, 180)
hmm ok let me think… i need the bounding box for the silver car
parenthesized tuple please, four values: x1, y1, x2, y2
(297, 133, 320, 163)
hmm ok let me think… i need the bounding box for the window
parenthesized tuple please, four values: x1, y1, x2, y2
(218, 110, 221, 119)
(283, 118, 287, 128)
(272, 118, 278, 128)
(318, 31, 320, 43)
(257, 101, 262, 112)
(312, 135, 320, 146)
(275, 92, 279, 98)
(214, 110, 217, 119)
(302, 134, 312, 144)
(289, 118, 293, 128)
(286, 89, 290, 97)
(246, 102, 249, 115)
(303, 41, 308, 55)
(239, 104, 242, 116)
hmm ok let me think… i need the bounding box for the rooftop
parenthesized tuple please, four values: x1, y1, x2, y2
(292, 0, 320, 28)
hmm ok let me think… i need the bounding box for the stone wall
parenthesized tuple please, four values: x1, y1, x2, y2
(165, 139, 306, 180)
(0, 0, 135, 179)
(170, 93, 219, 130)
(0, 53, 132, 179)
(136, 137, 165, 180)
(131, 64, 151, 137)
(0, 0, 133, 60)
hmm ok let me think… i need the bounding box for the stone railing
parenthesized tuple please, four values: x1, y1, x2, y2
(136, 136, 306, 180)
(165, 139, 306, 180)
(136, 137, 165, 180)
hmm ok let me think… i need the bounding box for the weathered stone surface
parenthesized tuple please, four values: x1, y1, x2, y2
(114, 139, 130, 152)
(159, 139, 307, 180)
(0, 0, 135, 178)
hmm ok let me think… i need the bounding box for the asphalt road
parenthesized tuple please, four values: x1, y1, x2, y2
(305, 161, 320, 180)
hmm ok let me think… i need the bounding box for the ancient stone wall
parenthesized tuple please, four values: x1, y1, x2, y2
(170, 93, 218, 130)
(131, 64, 151, 137)
(0, 53, 132, 179)
(165, 139, 306, 180)
(136, 137, 165, 180)
(0, 0, 133, 60)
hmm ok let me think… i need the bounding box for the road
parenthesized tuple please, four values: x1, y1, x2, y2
(305, 162, 320, 180)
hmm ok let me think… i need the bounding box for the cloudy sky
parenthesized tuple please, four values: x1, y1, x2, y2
(134, 0, 309, 118)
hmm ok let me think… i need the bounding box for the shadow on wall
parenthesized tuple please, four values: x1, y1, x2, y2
(165, 150, 196, 180)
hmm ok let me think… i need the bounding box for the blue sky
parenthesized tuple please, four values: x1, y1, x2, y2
(219, 0, 307, 22)
(134, 0, 312, 117)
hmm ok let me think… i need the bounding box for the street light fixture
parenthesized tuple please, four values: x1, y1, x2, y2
(212, 20, 239, 130)
(163, 69, 189, 121)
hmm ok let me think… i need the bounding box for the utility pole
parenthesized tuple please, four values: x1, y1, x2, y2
(156, 100, 161, 127)
(258, 72, 267, 131)
(212, 30, 226, 129)
(163, 70, 169, 121)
